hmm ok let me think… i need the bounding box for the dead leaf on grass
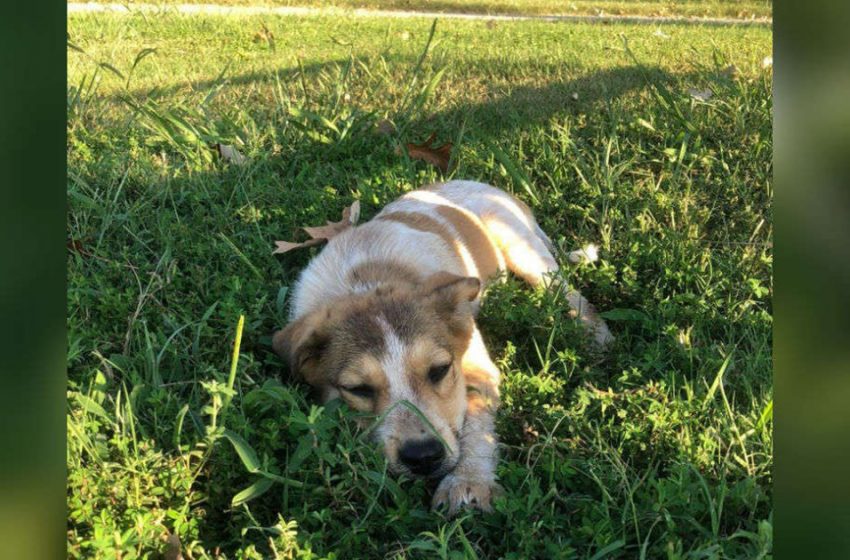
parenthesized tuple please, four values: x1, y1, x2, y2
(273, 201, 361, 254)
(522, 421, 540, 443)
(376, 119, 396, 135)
(687, 88, 714, 102)
(253, 23, 275, 51)
(164, 533, 184, 560)
(214, 143, 248, 165)
(722, 64, 740, 78)
(67, 239, 87, 255)
(402, 132, 453, 173)
(567, 244, 599, 264)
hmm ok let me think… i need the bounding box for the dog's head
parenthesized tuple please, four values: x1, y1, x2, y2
(272, 272, 479, 479)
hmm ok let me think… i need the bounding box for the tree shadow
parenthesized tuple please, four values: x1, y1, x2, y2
(418, 64, 670, 136)
(113, 48, 674, 140)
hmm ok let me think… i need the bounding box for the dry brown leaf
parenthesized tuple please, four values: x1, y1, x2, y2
(376, 119, 396, 135)
(164, 533, 184, 560)
(67, 239, 87, 255)
(302, 200, 360, 239)
(273, 238, 325, 254)
(687, 88, 714, 102)
(722, 64, 740, 78)
(253, 23, 275, 50)
(405, 132, 453, 174)
(273, 201, 361, 254)
(522, 421, 540, 443)
(214, 143, 248, 165)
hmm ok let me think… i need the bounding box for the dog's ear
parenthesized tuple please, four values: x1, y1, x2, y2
(422, 272, 480, 335)
(271, 308, 333, 388)
(423, 272, 480, 306)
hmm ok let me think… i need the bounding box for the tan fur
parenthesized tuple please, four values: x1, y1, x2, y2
(273, 180, 614, 515)
(421, 181, 447, 191)
(434, 205, 503, 281)
(347, 259, 423, 289)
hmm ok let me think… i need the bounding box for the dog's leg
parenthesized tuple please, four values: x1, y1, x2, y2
(432, 326, 501, 515)
(480, 209, 615, 347)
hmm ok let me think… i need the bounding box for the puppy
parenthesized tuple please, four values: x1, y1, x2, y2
(272, 180, 612, 514)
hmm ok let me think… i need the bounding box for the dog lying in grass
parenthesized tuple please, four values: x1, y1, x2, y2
(272, 180, 612, 515)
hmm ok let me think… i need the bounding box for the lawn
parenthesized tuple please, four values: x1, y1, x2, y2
(81, 0, 773, 20)
(67, 8, 773, 559)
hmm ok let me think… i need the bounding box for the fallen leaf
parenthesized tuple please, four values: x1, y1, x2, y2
(404, 132, 453, 173)
(376, 119, 396, 135)
(522, 421, 539, 442)
(302, 200, 360, 239)
(253, 23, 275, 51)
(722, 64, 740, 78)
(214, 143, 248, 165)
(687, 88, 713, 102)
(67, 239, 87, 255)
(273, 238, 324, 254)
(164, 533, 183, 560)
(273, 201, 361, 254)
(567, 244, 599, 264)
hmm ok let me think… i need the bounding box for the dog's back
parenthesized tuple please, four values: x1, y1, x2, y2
(290, 180, 562, 320)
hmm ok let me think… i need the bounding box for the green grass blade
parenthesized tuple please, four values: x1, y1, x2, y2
(223, 429, 262, 473)
(588, 539, 626, 560)
(703, 354, 733, 408)
(231, 477, 275, 507)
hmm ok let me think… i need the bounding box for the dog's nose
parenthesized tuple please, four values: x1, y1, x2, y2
(398, 438, 445, 476)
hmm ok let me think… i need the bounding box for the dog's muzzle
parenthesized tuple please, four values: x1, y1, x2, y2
(397, 438, 446, 477)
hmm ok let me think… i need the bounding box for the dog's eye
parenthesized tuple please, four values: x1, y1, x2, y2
(342, 384, 375, 399)
(428, 363, 451, 385)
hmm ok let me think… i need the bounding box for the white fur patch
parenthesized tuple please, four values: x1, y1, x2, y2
(376, 316, 415, 402)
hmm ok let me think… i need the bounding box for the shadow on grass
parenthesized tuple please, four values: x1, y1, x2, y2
(115, 54, 671, 137)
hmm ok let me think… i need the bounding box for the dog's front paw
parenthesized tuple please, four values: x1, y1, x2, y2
(432, 472, 501, 516)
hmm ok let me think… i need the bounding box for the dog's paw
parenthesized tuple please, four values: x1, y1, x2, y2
(432, 472, 501, 516)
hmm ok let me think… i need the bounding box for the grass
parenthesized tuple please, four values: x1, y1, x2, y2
(67, 8, 772, 559)
(81, 0, 774, 20)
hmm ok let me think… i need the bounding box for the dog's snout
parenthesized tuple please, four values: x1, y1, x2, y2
(398, 438, 445, 476)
